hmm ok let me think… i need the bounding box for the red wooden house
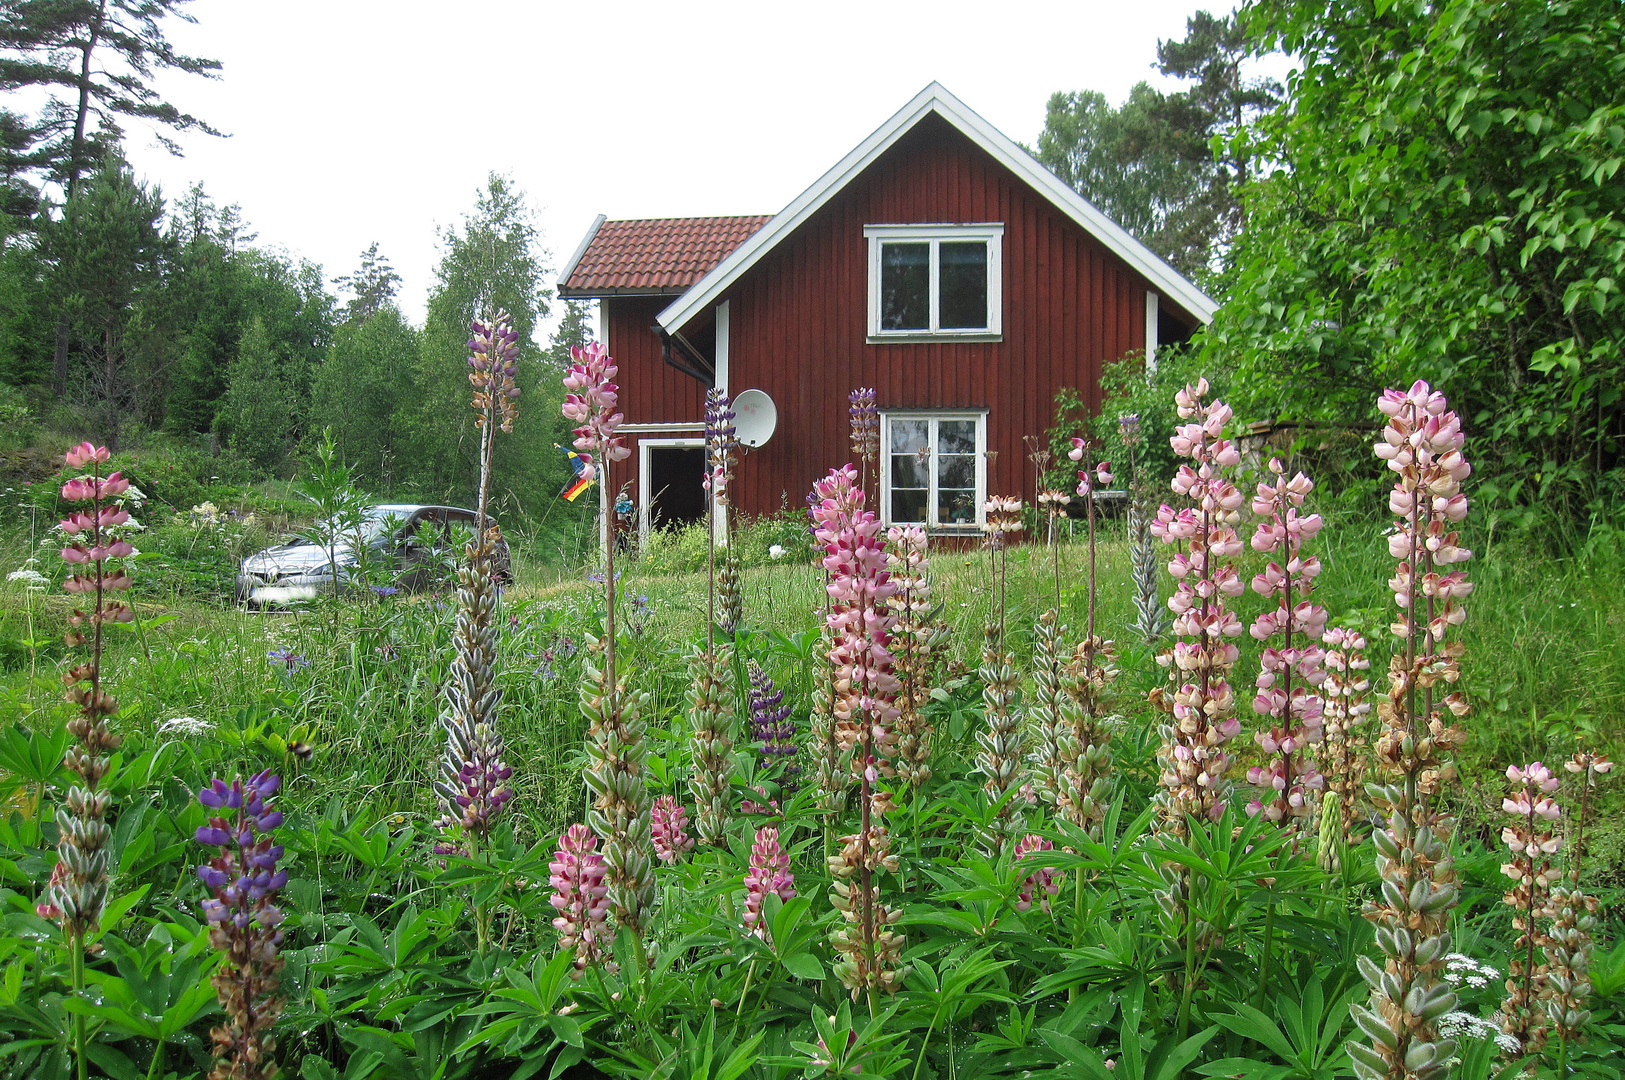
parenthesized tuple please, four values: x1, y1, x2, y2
(558, 83, 1215, 539)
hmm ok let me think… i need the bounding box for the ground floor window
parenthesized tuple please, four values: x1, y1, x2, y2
(880, 411, 986, 530)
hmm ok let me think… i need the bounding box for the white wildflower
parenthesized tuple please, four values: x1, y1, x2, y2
(158, 716, 215, 737)
(769, 544, 786, 560)
(7, 568, 49, 590)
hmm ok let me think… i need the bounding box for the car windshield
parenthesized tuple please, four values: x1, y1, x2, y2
(288, 508, 408, 547)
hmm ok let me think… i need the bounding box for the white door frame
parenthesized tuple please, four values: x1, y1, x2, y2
(638, 437, 706, 542)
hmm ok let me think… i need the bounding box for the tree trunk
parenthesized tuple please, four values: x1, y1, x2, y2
(67, 0, 109, 199)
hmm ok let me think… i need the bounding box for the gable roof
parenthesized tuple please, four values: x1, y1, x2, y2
(558, 214, 773, 298)
(657, 82, 1217, 332)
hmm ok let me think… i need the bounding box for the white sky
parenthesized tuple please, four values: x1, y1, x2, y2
(120, 0, 1247, 335)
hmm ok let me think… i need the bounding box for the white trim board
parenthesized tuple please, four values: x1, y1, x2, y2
(879, 409, 989, 532)
(658, 82, 1216, 334)
(558, 214, 606, 294)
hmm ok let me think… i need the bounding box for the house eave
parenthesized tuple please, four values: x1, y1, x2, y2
(557, 285, 688, 300)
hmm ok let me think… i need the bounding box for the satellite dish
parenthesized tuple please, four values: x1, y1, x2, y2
(732, 388, 778, 447)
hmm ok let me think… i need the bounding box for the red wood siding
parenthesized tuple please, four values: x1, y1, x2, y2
(716, 114, 1155, 522)
(602, 295, 707, 513)
(611, 113, 1165, 526)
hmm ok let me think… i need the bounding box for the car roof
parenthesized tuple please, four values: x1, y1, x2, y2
(370, 504, 480, 516)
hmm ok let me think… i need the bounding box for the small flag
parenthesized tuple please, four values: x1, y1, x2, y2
(557, 444, 595, 502)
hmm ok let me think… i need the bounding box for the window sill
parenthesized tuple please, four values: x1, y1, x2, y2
(867, 332, 1002, 345)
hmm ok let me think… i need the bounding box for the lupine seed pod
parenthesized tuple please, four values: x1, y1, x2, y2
(1245, 458, 1329, 833)
(976, 623, 1026, 847)
(717, 553, 744, 636)
(580, 636, 655, 937)
(809, 625, 847, 812)
(827, 825, 905, 998)
(38, 443, 135, 943)
(1121, 414, 1170, 643)
(1320, 626, 1373, 866)
(432, 533, 513, 852)
(976, 495, 1026, 851)
(743, 826, 796, 942)
(687, 644, 738, 846)
(651, 795, 696, 865)
(1544, 752, 1613, 1046)
(1499, 763, 1562, 1055)
(194, 771, 287, 1080)
(1028, 611, 1075, 820)
(885, 524, 944, 788)
(549, 823, 610, 978)
(1149, 379, 1245, 832)
(1065, 631, 1117, 836)
(1348, 380, 1475, 1080)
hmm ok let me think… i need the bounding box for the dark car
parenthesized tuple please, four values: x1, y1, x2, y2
(236, 504, 512, 605)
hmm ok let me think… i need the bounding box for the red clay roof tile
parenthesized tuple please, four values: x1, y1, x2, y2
(560, 215, 772, 296)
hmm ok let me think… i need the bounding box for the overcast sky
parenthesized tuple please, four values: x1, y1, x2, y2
(121, 0, 1254, 335)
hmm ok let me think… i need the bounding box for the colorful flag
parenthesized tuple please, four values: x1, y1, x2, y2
(557, 444, 594, 502)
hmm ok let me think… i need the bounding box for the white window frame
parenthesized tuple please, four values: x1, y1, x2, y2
(879, 410, 988, 531)
(865, 223, 1004, 341)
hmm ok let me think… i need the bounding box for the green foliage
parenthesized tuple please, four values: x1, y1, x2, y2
(1213, 0, 1625, 529)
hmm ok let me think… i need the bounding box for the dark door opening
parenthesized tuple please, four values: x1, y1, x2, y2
(647, 447, 706, 531)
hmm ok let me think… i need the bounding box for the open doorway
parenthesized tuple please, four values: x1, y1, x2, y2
(643, 442, 706, 534)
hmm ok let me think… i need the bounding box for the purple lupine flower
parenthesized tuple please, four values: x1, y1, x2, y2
(747, 660, 799, 794)
(848, 388, 879, 465)
(468, 309, 522, 433)
(194, 769, 288, 1079)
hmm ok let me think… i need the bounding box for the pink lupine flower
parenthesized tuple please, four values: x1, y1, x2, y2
(63, 442, 110, 468)
(810, 465, 901, 775)
(651, 795, 695, 864)
(1152, 378, 1246, 829)
(809, 465, 906, 997)
(1013, 834, 1059, 913)
(1500, 761, 1565, 1051)
(549, 824, 610, 977)
(1245, 458, 1328, 829)
(742, 826, 795, 941)
(561, 342, 631, 481)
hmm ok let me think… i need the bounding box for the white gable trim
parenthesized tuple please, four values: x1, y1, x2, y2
(657, 82, 1216, 333)
(558, 213, 606, 293)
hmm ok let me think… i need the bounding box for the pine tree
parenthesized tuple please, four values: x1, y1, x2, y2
(219, 316, 290, 472)
(332, 243, 402, 327)
(545, 299, 594, 368)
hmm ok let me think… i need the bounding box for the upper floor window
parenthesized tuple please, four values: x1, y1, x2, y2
(865, 224, 1003, 340)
